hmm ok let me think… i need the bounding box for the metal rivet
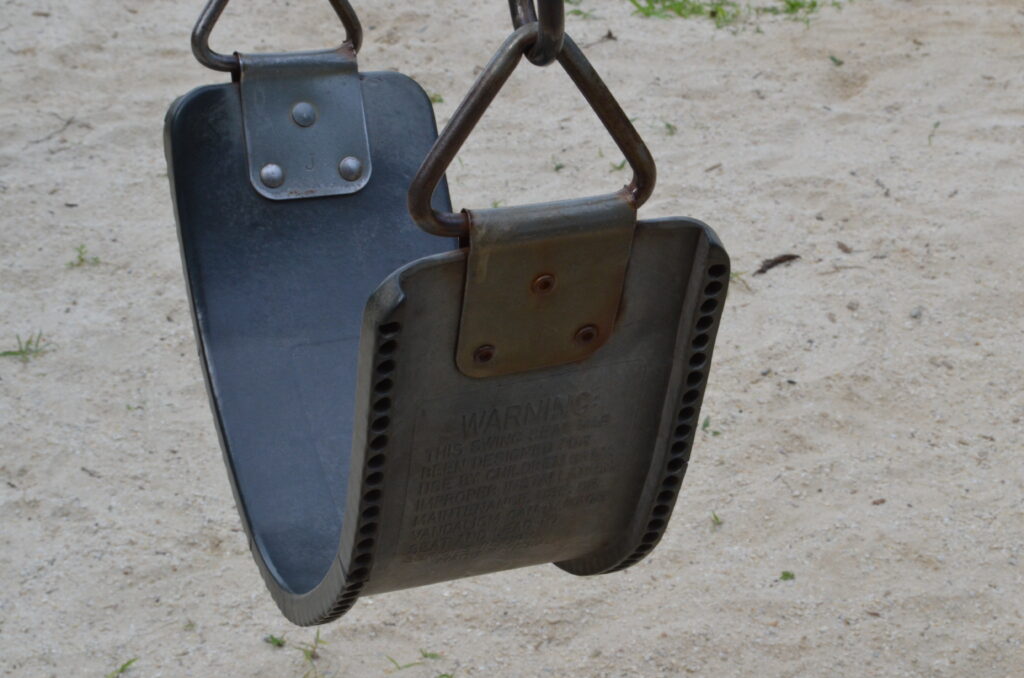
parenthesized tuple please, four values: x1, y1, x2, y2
(259, 163, 285, 188)
(575, 325, 599, 345)
(291, 102, 317, 127)
(531, 273, 556, 294)
(473, 345, 495, 364)
(338, 156, 363, 181)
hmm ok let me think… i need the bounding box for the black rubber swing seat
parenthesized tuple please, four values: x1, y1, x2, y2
(165, 1, 729, 627)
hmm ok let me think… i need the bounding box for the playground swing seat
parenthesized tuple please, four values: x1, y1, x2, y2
(165, 0, 729, 625)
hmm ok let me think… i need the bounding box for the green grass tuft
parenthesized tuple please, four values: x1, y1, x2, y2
(1, 332, 48, 362)
(568, 0, 596, 19)
(387, 655, 424, 671)
(67, 244, 100, 268)
(263, 634, 286, 648)
(105, 658, 137, 678)
(297, 630, 328, 678)
(629, 0, 743, 28)
(629, 0, 845, 28)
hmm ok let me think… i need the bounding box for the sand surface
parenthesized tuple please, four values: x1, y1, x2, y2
(1, 1, 1022, 676)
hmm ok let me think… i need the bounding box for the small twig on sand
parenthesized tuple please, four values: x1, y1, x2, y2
(754, 254, 800, 275)
(28, 115, 74, 146)
(584, 30, 616, 48)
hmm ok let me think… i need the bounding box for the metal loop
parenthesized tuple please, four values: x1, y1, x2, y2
(408, 24, 656, 239)
(508, 0, 564, 66)
(192, 0, 363, 72)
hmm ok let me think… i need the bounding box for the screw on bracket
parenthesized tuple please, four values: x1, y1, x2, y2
(473, 345, 496, 364)
(291, 102, 318, 127)
(531, 273, 556, 294)
(574, 324, 599, 345)
(259, 163, 285, 188)
(338, 156, 363, 181)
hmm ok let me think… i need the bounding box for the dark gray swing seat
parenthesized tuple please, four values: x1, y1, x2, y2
(165, 0, 728, 626)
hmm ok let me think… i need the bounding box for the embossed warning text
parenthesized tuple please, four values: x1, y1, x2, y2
(399, 390, 619, 562)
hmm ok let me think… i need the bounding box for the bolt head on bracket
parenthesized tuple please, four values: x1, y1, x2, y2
(239, 51, 372, 200)
(259, 163, 285, 188)
(456, 194, 637, 378)
(338, 156, 363, 181)
(291, 101, 318, 127)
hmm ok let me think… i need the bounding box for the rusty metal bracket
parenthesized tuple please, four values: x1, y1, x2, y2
(238, 50, 372, 200)
(406, 23, 656, 377)
(457, 194, 636, 378)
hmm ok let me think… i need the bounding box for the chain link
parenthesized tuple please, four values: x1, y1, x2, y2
(508, 0, 565, 66)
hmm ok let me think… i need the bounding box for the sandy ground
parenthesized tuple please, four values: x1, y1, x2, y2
(1, 0, 1022, 676)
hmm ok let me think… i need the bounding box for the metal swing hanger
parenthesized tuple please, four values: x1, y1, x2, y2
(191, 0, 364, 72)
(408, 22, 656, 239)
(187, 0, 374, 200)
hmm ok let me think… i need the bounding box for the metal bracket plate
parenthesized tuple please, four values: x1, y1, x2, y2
(457, 194, 637, 378)
(239, 49, 372, 200)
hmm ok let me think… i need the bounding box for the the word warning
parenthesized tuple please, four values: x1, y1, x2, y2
(399, 388, 624, 563)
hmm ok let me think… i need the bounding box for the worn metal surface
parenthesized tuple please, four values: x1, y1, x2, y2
(457, 194, 637, 377)
(408, 24, 655, 238)
(238, 50, 372, 200)
(354, 217, 729, 594)
(191, 0, 363, 72)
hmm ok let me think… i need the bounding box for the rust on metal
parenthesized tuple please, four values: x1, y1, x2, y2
(473, 344, 496, 364)
(575, 324, 599, 345)
(531, 273, 557, 294)
(456, 194, 636, 378)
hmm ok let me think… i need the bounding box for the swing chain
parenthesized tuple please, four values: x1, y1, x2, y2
(507, 0, 565, 66)
(192, 0, 363, 72)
